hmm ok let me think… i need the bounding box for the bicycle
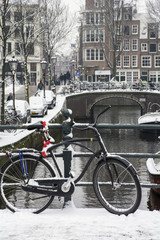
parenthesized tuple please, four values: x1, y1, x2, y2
(0, 106, 142, 215)
(4, 109, 23, 133)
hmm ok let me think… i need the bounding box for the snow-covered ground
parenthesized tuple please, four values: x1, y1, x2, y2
(0, 206, 160, 240)
(1, 84, 160, 240)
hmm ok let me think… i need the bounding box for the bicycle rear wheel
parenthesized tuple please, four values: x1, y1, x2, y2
(5, 117, 18, 133)
(93, 158, 141, 215)
(0, 154, 55, 213)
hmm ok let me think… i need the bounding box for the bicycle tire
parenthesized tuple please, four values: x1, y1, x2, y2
(93, 158, 141, 215)
(0, 154, 55, 213)
(5, 118, 18, 133)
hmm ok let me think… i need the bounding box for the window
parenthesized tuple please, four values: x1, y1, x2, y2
(85, 48, 104, 61)
(5, 26, 10, 36)
(124, 13, 131, 20)
(132, 55, 137, 67)
(141, 56, 151, 67)
(116, 25, 121, 35)
(123, 55, 130, 67)
(116, 55, 121, 67)
(7, 42, 11, 55)
(132, 39, 138, 51)
(27, 43, 34, 55)
(150, 31, 156, 39)
(124, 25, 130, 35)
(6, 11, 11, 21)
(31, 63, 37, 71)
(149, 72, 156, 82)
(158, 72, 160, 82)
(141, 43, 148, 52)
(85, 29, 104, 42)
(26, 26, 34, 38)
(116, 41, 121, 51)
(86, 12, 104, 25)
(26, 11, 34, 21)
(155, 56, 160, 67)
(120, 72, 125, 81)
(132, 25, 138, 34)
(133, 72, 139, 82)
(150, 43, 156, 52)
(94, 0, 105, 7)
(124, 39, 130, 50)
(15, 42, 22, 55)
(100, 48, 104, 60)
(14, 12, 22, 22)
(127, 72, 132, 83)
(15, 27, 20, 38)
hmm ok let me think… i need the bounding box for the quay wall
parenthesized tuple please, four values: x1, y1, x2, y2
(66, 90, 160, 120)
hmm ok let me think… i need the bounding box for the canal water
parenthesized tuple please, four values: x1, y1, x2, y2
(69, 105, 160, 211)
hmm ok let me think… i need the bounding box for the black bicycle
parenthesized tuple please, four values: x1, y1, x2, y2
(4, 109, 23, 133)
(0, 107, 142, 215)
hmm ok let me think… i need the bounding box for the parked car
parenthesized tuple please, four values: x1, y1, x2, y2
(5, 99, 31, 123)
(34, 90, 56, 109)
(29, 96, 48, 117)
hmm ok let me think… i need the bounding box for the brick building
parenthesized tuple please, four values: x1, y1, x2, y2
(78, 0, 160, 84)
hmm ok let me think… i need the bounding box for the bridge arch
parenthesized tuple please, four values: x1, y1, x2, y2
(90, 96, 144, 121)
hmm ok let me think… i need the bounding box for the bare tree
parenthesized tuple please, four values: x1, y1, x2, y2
(101, 0, 135, 78)
(13, 0, 44, 102)
(40, 0, 74, 88)
(146, 0, 160, 28)
(0, 0, 20, 123)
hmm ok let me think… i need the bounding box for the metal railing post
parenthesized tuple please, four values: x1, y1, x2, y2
(62, 109, 73, 204)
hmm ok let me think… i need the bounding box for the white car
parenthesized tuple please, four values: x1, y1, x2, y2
(6, 99, 31, 123)
(30, 96, 48, 117)
(35, 90, 56, 109)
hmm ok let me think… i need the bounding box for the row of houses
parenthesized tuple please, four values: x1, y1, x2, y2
(77, 0, 160, 85)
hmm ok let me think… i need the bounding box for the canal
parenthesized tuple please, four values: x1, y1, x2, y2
(0, 105, 160, 211)
(68, 105, 160, 211)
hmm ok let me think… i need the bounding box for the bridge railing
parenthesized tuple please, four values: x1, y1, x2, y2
(0, 119, 160, 190)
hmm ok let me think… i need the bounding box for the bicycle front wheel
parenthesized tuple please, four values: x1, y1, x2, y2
(93, 158, 141, 215)
(0, 155, 55, 213)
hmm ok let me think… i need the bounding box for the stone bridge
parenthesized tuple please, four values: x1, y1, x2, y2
(66, 90, 160, 120)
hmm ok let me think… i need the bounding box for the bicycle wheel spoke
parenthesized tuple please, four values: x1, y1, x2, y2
(93, 159, 141, 215)
(0, 155, 55, 213)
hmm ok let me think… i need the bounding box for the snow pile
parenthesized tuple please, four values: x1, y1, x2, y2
(0, 207, 160, 240)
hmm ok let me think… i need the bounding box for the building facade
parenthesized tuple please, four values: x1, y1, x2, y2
(0, 4, 43, 85)
(79, 0, 160, 84)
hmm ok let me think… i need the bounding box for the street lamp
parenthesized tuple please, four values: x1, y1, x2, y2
(8, 56, 18, 113)
(40, 59, 47, 98)
(51, 56, 57, 87)
(71, 59, 76, 81)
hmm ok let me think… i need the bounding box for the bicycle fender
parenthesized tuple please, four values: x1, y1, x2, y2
(104, 154, 138, 176)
